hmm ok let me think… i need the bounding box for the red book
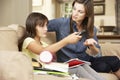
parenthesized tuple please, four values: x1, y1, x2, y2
(66, 58, 91, 68)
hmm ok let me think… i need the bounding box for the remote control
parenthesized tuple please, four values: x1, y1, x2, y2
(77, 30, 86, 36)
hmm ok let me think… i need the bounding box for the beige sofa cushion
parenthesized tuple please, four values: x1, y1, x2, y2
(0, 27, 18, 51)
(100, 43, 120, 59)
(99, 73, 118, 80)
(41, 32, 56, 45)
(0, 51, 33, 80)
(8, 24, 25, 40)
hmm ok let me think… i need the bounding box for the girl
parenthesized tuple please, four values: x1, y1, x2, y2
(18, 12, 81, 61)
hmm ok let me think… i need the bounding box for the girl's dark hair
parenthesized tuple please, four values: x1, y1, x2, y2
(70, 0, 94, 38)
(18, 12, 48, 51)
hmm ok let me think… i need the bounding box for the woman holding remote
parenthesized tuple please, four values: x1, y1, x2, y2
(48, 0, 120, 79)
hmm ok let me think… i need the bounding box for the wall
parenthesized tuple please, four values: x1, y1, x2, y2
(94, 0, 116, 28)
(0, 0, 32, 26)
(0, 0, 116, 27)
(32, 0, 56, 20)
(55, 0, 116, 28)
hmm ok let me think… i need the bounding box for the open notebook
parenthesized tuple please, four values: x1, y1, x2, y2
(32, 58, 69, 76)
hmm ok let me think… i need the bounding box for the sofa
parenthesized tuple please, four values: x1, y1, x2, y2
(0, 24, 119, 80)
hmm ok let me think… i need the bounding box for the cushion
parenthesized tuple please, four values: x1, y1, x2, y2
(100, 43, 120, 59)
(0, 27, 18, 51)
(8, 24, 25, 40)
(17, 25, 25, 40)
(99, 73, 118, 80)
(41, 32, 56, 45)
(0, 51, 33, 80)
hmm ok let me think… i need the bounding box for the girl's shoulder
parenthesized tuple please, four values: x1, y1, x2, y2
(23, 37, 35, 45)
(22, 37, 35, 49)
(24, 37, 35, 42)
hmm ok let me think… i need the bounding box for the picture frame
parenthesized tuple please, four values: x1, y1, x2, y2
(93, 0, 105, 3)
(94, 4, 105, 15)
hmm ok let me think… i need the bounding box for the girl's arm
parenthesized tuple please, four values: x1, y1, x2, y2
(27, 32, 81, 55)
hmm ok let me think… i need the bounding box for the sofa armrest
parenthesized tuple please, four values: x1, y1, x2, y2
(0, 51, 33, 80)
(100, 43, 120, 58)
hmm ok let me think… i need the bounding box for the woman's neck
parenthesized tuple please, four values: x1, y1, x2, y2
(76, 22, 83, 32)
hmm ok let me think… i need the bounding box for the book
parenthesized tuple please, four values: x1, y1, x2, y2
(33, 68, 69, 76)
(43, 62, 69, 73)
(65, 58, 91, 68)
(32, 59, 69, 76)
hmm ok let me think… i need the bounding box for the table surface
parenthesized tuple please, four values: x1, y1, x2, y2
(97, 35, 120, 39)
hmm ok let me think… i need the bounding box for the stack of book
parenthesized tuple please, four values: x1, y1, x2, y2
(32, 59, 69, 76)
(32, 58, 91, 76)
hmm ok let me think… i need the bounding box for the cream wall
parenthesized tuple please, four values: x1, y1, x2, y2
(94, 0, 116, 28)
(0, 0, 56, 26)
(37, 0, 115, 27)
(0, 0, 32, 26)
(0, 0, 116, 27)
(32, 0, 56, 20)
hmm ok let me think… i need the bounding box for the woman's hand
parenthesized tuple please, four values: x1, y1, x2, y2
(84, 38, 99, 55)
(64, 32, 82, 44)
(84, 38, 97, 46)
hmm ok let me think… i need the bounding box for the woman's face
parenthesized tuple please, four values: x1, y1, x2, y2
(36, 22, 48, 38)
(72, 2, 86, 23)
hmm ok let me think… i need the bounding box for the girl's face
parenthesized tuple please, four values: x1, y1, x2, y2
(36, 22, 48, 38)
(72, 2, 86, 23)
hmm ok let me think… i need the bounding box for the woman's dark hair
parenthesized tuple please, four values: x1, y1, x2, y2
(18, 12, 48, 51)
(70, 0, 94, 38)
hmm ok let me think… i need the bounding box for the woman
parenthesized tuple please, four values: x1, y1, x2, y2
(47, 0, 120, 79)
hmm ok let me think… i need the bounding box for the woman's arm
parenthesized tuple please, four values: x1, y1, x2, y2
(84, 27, 101, 56)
